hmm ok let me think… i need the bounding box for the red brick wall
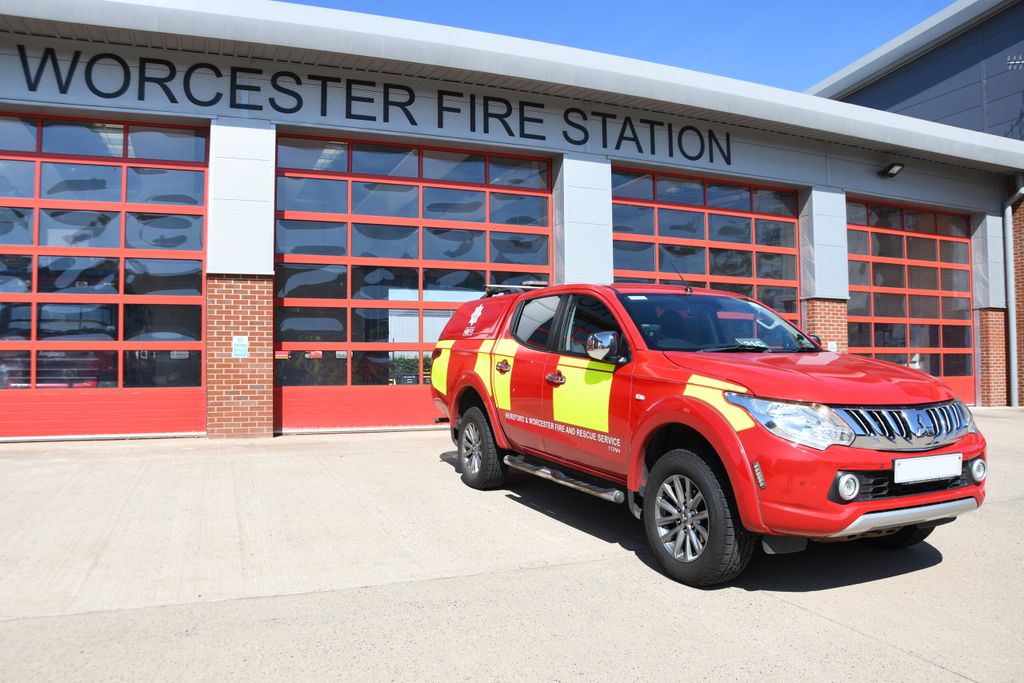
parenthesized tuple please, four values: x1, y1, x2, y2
(803, 298, 848, 353)
(1015, 200, 1024, 405)
(206, 275, 274, 438)
(978, 308, 1008, 406)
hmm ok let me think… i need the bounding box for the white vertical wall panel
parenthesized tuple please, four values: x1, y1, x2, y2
(971, 213, 1005, 309)
(555, 153, 613, 285)
(207, 117, 276, 275)
(799, 186, 849, 300)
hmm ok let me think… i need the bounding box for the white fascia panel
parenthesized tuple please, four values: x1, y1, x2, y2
(207, 117, 276, 275)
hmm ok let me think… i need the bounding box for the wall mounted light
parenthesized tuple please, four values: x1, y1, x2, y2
(878, 162, 905, 178)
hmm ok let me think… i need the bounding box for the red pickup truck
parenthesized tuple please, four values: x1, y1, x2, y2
(429, 283, 987, 586)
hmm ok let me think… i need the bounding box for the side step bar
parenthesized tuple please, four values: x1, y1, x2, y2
(503, 455, 625, 504)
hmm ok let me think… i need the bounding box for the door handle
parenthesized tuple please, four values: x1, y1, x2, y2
(545, 371, 566, 386)
(495, 360, 511, 374)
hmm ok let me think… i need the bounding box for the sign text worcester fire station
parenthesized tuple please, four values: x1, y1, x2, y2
(5, 40, 734, 166)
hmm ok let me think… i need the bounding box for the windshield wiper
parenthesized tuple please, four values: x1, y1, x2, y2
(698, 344, 771, 353)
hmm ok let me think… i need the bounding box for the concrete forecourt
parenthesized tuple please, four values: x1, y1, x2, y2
(0, 408, 1020, 680)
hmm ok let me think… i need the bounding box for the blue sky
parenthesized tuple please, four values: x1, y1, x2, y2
(283, 0, 952, 91)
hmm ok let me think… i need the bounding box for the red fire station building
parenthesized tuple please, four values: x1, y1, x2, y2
(0, 0, 1022, 439)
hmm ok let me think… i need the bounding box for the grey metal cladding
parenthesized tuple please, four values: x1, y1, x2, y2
(841, 0, 1024, 140)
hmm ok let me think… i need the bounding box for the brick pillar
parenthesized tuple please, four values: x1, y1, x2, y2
(206, 274, 274, 438)
(804, 298, 848, 353)
(978, 308, 1009, 406)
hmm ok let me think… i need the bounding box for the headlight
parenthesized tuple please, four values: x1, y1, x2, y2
(954, 400, 978, 434)
(725, 393, 855, 450)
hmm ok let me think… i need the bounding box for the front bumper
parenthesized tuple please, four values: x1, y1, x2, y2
(740, 428, 987, 537)
(827, 497, 978, 537)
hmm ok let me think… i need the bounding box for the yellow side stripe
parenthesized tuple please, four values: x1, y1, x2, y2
(687, 373, 747, 393)
(556, 355, 616, 372)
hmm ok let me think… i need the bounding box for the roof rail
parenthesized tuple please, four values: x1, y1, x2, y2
(482, 280, 549, 297)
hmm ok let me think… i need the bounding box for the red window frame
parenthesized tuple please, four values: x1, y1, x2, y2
(0, 111, 208, 391)
(610, 167, 801, 325)
(274, 134, 553, 390)
(846, 198, 974, 402)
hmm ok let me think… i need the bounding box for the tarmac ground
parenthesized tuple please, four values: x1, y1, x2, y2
(0, 408, 1021, 680)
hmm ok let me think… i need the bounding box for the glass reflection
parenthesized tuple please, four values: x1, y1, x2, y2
(127, 168, 204, 205)
(275, 263, 346, 299)
(41, 163, 122, 202)
(0, 351, 30, 389)
(126, 213, 203, 251)
(422, 150, 484, 183)
(0, 255, 31, 293)
(0, 160, 35, 198)
(0, 117, 37, 152)
(276, 219, 347, 256)
(611, 170, 653, 200)
(0, 208, 33, 246)
(613, 241, 655, 272)
(37, 303, 117, 340)
(128, 127, 207, 163)
(125, 259, 203, 296)
(423, 269, 485, 301)
(276, 177, 347, 214)
(276, 307, 346, 342)
(489, 157, 547, 189)
(124, 305, 201, 341)
(351, 351, 420, 385)
(489, 193, 548, 226)
(40, 210, 121, 248)
(424, 228, 485, 262)
(351, 308, 419, 343)
(351, 224, 418, 259)
(352, 143, 419, 177)
(351, 182, 418, 217)
(124, 350, 202, 387)
(275, 351, 348, 386)
(423, 188, 485, 222)
(42, 120, 123, 157)
(0, 303, 31, 339)
(659, 245, 705, 274)
(277, 138, 347, 172)
(38, 256, 119, 294)
(490, 232, 549, 265)
(613, 204, 654, 235)
(351, 266, 418, 300)
(36, 350, 117, 388)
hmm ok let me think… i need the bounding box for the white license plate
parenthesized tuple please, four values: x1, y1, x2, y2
(893, 453, 962, 484)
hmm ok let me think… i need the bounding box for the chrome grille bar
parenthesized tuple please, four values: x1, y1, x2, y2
(833, 400, 969, 451)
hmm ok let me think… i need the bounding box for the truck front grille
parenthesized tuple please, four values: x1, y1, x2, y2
(833, 400, 971, 451)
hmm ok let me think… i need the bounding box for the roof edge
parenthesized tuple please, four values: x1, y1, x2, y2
(807, 0, 1015, 99)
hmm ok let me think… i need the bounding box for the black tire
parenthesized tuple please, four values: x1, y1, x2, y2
(862, 524, 934, 549)
(642, 449, 755, 587)
(457, 407, 508, 490)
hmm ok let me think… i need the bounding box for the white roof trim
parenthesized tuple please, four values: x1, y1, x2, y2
(807, 0, 1015, 99)
(4, 0, 1024, 172)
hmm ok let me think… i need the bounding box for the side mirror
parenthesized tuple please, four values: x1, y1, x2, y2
(808, 334, 822, 347)
(586, 331, 621, 362)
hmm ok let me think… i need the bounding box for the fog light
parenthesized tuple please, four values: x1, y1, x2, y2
(837, 472, 860, 501)
(970, 458, 987, 483)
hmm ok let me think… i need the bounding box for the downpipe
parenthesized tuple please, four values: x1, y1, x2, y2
(1005, 173, 1024, 407)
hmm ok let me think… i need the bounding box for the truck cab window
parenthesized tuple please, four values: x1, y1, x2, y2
(560, 294, 623, 355)
(513, 295, 560, 349)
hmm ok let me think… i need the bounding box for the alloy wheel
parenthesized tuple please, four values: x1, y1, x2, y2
(654, 474, 710, 562)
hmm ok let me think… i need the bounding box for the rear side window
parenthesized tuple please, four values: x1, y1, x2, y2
(513, 295, 560, 350)
(559, 295, 623, 355)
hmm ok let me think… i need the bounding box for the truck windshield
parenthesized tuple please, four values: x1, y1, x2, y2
(617, 292, 817, 353)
